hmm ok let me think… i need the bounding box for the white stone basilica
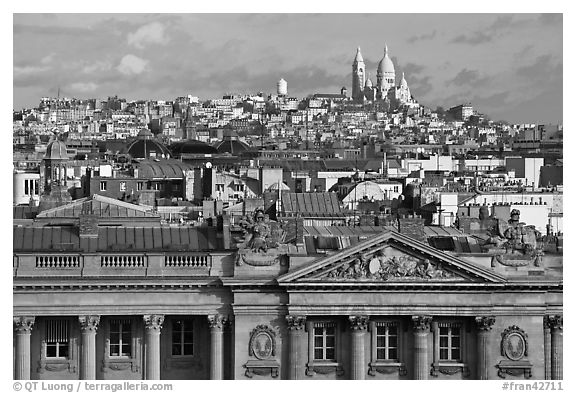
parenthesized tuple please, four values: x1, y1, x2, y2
(352, 45, 416, 108)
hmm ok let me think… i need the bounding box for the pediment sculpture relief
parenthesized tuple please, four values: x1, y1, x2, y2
(325, 250, 462, 281)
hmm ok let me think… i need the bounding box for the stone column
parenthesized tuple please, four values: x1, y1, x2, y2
(14, 316, 35, 380)
(208, 314, 226, 380)
(286, 315, 306, 380)
(412, 316, 432, 380)
(547, 315, 563, 380)
(78, 315, 100, 380)
(143, 314, 164, 380)
(544, 317, 552, 380)
(349, 315, 368, 380)
(475, 316, 495, 380)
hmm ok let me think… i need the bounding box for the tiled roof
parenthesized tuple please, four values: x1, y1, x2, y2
(13, 225, 226, 252)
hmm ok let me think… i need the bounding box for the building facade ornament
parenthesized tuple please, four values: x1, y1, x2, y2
(286, 315, 306, 331)
(79, 315, 100, 332)
(545, 315, 563, 331)
(412, 316, 432, 332)
(207, 314, 227, 330)
(143, 315, 165, 331)
(245, 325, 280, 378)
(14, 316, 35, 333)
(348, 315, 369, 331)
(475, 316, 496, 331)
(325, 251, 459, 281)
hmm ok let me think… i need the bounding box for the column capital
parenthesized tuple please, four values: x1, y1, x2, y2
(79, 315, 100, 332)
(348, 315, 369, 331)
(545, 315, 563, 331)
(143, 314, 165, 331)
(475, 316, 496, 331)
(286, 315, 307, 331)
(207, 314, 227, 330)
(411, 315, 432, 332)
(13, 316, 35, 333)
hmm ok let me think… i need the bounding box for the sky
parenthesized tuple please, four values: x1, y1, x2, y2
(13, 13, 563, 124)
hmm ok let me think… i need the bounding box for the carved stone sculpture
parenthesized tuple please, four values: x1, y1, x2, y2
(236, 208, 288, 266)
(483, 209, 544, 268)
(325, 251, 459, 281)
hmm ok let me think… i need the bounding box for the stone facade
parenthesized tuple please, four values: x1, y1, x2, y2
(13, 203, 562, 380)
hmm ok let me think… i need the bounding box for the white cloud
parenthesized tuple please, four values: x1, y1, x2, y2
(40, 53, 55, 65)
(117, 54, 148, 75)
(69, 82, 98, 92)
(14, 65, 48, 77)
(82, 61, 113, 74)
(127, 22, 167, 49)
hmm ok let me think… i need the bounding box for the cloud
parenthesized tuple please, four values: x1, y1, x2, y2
(446, 69, 488, 87)
(40, 53, 55, 65)
(127, 22, 167, 48)
(451, 31, 492, 45)
(407, 30, 436, 43)
(517, 55, 562, 80)
(538, 14, 562, 26)
(13, 23, 91, 37)
(69, 82, 98, 92)
(82, 61, 113, 74)
(14, 65, 48, 77)
(117, 55, 148, 75)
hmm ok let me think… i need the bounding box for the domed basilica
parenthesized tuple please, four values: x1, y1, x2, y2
(352, 45, 417, 108)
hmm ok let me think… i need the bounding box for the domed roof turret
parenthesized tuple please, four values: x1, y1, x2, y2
(377, 44, 395, 74)
(170, 140, 218, 156)
(365, 76, 373, 88)
(127, 129, 171, 159)
(44, 139, 68, 161)
(215, 129, 250, 155)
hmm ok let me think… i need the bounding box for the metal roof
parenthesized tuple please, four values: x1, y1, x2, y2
(36, 194, 159, 220)
(13, 225, 226, 252)
(282, 192, 342, 214)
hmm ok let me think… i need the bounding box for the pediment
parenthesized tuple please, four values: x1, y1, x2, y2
(278, 230, 506, 285)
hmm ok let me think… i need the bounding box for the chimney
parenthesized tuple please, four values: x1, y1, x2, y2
(397, 215, 426, 242)
(79, 213, 99, 238)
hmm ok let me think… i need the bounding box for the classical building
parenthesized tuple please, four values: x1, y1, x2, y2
(13, 197, 562, 380)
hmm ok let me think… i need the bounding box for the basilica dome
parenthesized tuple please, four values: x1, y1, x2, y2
(377, 45, 395, 74)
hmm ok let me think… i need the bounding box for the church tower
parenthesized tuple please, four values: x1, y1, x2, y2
(352, 47, 366, 102)
(396, 72, 412, 104)
(376, 44, 395, 99)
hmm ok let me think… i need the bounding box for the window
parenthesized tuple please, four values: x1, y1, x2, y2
(120, 182, 126, 192)
(109, 320, 132, 357)
(439, 323, 461, 361)
(216, 184, 225, 192)
(137, 182, 144, 191)
(45, 319, 69, 358)
(172, 319, 194, 356)
(100, 181, 107, 191)
(24, 179, 29, 195)
(313, 322, 336, 361)
(375, 323, 398, 361)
